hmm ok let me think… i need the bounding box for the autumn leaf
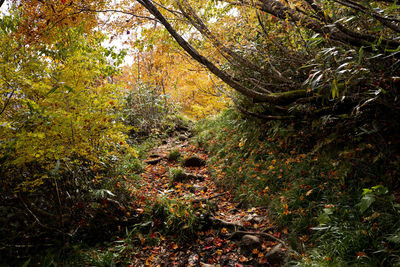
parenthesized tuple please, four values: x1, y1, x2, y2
(357, 252, 367, 258)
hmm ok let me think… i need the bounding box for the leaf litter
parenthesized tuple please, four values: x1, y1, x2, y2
(128, 136, 288, 266)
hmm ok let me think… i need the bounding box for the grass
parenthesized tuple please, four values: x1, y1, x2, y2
(193, 108, 400, 266)
(168, 149, 181, 161)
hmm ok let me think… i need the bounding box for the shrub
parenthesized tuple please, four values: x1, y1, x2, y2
(195, 108, 400, 265)
(168, 149, 181, 162)
(168, 167, 187, 184)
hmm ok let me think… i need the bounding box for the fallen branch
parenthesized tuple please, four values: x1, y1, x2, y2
(210, 216, 244, 229)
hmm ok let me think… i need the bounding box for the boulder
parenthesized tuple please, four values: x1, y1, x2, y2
(241, 234, 261, 248)
(178, 134, 188, 141)
(265, 244, 285, 264)
(240, 234, 261, 255)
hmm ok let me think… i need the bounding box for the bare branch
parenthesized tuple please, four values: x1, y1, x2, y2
(78, 8, 157, 21)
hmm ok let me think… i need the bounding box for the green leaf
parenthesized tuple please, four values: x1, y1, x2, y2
(372, 185, 388, 196)
(46, 85, 60, 96)
(50, 159, 60, 176)
(360, 193, 375, 213)
(331, 79, 338, 99)
(21, 258, 31, 267)
(26, 101, 34, 113)
(377, 35, 383, 46)
(358, 46, 364, 64)
(323, 207, 334, 215)
(64, 85, 74, 93)
(362, 188, 373, 196)
(318, 213, 331, 225)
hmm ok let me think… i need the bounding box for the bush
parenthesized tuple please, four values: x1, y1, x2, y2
(168, 149, 181, 162)
(195, 108, 400, 265)
(168, 167, 187, 184)
(122, 82, 177, 139)
(0, 16, 140, 265)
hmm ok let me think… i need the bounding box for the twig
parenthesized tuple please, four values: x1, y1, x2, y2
(20, 198, 63, 233)
(77, 8, 157, 21)
(210, 216, 244, 229)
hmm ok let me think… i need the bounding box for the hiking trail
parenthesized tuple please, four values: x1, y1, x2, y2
(130, 134, 289, 266)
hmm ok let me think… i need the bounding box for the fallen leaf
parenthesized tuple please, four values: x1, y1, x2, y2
(306, 189, 313, 196)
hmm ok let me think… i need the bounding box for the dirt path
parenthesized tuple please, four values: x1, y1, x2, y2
(130, 136, 287, 266)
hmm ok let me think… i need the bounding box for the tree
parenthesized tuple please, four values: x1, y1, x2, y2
(0, 11, 130, 191)
(12, 0, 400, 120)
(134, 0, 399, 118)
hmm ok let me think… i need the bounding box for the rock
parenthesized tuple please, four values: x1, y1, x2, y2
(182, 156, 206, 167)
(236, 199, 249, 209)
(240, 235, 261, 255)
(170, 171, 205, 184)
(241, 235, 261, 248)
(242, 213, 264, 224)
(186, 173, 205, 182)
(265, 244, 285, 264)
(144, 157, 163, 165)
(170, 172, 189, 183)
(178, 134, 188, 141)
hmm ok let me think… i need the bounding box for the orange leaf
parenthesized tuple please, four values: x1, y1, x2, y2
(306, 189, 313, 196)
(357, 252, 367, 258)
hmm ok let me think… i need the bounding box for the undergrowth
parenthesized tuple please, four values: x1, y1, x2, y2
(194, 108, 400, 266)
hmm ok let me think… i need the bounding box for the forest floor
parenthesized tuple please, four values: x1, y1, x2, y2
(129, 135, 290, 266)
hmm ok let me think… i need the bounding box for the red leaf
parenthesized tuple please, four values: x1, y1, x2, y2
(61, 0, 66, 4)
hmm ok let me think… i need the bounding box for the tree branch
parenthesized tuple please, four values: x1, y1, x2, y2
(137, 0, 302, 103)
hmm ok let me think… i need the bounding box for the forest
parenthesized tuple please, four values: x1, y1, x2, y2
(0, 0, 399, 266)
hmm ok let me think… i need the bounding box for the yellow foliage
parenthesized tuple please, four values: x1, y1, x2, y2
(0, 21, 133, 191)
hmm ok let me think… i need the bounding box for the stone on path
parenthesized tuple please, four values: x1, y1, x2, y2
(266, 243, 285, 264)
(240, 234, 261, 255)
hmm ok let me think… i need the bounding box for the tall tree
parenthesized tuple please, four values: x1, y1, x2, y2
(14, 0, 400, 119)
